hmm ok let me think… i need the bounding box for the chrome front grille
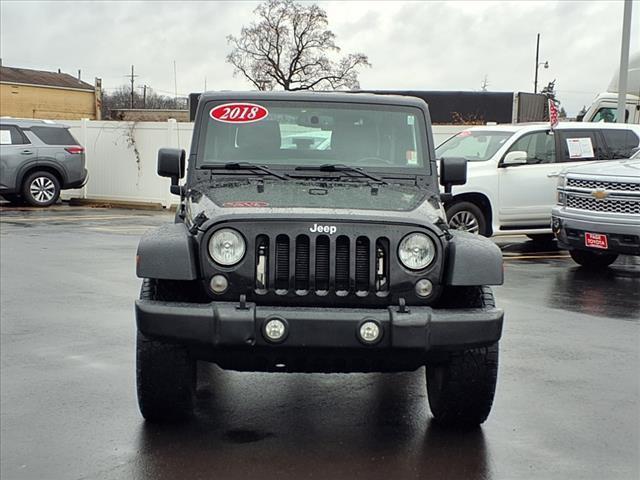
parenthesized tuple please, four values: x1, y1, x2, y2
(566, 194, 640, 215)
(566, 178, 640, 192)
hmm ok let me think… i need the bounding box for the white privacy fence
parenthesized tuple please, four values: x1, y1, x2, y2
(62, 120, 465, 207)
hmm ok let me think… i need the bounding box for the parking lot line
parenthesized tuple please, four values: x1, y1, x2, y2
(0, 214, 148, 223)
(503, 254, 570, 260)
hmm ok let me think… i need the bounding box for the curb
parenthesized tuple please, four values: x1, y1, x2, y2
(67, 198, 176, 211)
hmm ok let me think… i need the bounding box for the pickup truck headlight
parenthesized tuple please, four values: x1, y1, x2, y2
(557, 174, 567, 205)
(398, 233, 435, 270)
(557, 174, 567, 188)
(209, 228, 246, 266)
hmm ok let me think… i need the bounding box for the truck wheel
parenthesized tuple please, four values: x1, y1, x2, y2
(136, 278, 196, 422)
(22, 171, 60, 207)
(446, 201, 487, 236)
(569, 249, 618, 270)
(427, 286, 498, 427)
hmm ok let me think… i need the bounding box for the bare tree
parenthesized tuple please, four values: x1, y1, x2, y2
(227, 0, 371, 91)
(101, 85, 187, 118)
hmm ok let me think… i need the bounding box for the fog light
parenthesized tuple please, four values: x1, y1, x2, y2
(263, 317, 287, 342)
(358, 320, 382, 345)
(415, 279, 433, 297)
(210, 275, 228, 294)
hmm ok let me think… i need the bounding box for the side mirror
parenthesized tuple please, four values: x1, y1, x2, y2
(576, 113, 585, 122)
(158, 148, 186, 195)
(439, 157, 467, 202)
(503, 151, 527, 166)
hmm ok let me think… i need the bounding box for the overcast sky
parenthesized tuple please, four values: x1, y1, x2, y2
(1, 0, 639, 115)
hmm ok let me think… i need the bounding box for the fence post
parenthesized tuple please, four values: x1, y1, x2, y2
(80, 118, 89, 199)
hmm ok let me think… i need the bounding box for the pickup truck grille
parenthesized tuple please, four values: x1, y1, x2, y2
(255, 233, 388, 296)
(566, 178, 640, 192)
(565, 194, 640, 215)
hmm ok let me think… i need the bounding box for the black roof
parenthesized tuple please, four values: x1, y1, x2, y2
(198, 91, 429, 109)
(0, 66, 94, 91)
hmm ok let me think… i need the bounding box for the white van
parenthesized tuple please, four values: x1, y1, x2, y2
(581, 92, 640, 124)
(580, 51, 640, 124)
(435, 122, 640, 240)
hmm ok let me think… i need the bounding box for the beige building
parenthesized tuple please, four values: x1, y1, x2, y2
(0, 65, 101, 120)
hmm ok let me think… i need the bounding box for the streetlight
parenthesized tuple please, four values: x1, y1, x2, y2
(534, 33, 549, 94)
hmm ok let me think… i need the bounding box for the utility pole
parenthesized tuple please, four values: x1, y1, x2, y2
(173, 60, 178, 109)
(125, 65, 139, 108)
(138, 85, 147, 108)
(534, 34, 540, 93)
(616, 0, 632, 124)
(533, 33, 549, 94)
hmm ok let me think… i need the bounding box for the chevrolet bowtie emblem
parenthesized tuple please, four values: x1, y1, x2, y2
(591, 189, 609, 200)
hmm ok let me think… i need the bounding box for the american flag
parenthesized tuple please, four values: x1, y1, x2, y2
(549, 99, 559, 129)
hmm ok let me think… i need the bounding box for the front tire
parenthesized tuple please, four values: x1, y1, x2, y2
(22, 171, 60, 207)
(446, 201, 488, 236)
(569, 249, 618, 270)
(427, 286, 499, 427)
(136, 279, 196, 422)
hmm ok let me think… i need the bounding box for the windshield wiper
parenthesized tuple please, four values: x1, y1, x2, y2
(294, 164, 388, 184)
(201, 162, 289, 180)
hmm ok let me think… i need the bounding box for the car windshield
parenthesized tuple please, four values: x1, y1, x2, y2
(198, 100, 428, 172)
(436, 130, 513, 161)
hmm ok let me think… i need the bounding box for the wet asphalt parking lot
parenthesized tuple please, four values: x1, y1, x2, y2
(0, 204, 638, 480)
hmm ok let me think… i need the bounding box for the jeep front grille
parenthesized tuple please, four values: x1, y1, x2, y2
(254, 233, 388, 296)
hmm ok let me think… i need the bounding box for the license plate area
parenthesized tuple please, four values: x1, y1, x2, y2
(585, 232, 608, 250)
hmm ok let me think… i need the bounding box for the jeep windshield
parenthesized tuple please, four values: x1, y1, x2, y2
(436, 130, 513, 161)
(197, 100, 429, 175)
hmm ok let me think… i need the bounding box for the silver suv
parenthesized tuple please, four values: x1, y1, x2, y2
(0, 119, 87, 207)
(552, 150, 640, 269)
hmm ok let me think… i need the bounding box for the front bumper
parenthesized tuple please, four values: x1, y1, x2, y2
(551, 207, 640, 256)
(136, 300, 503, 369)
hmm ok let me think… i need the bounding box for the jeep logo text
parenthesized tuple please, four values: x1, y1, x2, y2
(310, 224, 337, 234)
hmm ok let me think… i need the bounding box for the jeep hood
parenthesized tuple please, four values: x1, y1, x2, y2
(186, 179, 445, 226)
(190, 179, 431, 211)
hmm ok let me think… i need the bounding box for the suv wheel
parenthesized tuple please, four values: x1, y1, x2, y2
(446, 201, 487, 236)
(137, 278, 196, 422)
(569, 249, 618, 270)
(427, 286, 499, 426)
(22, 171, 60, 207)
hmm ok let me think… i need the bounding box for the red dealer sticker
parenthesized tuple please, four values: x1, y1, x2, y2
(210, 103, 269, 123)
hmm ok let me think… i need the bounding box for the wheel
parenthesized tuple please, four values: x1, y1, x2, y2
(136, 278, 196, 422)
(22, 171, 60, 207)
(569, 249, 618, 270)
(446, 201, 488, 236)
(427, 286, 499, 427)
(526, 234, 555, 244)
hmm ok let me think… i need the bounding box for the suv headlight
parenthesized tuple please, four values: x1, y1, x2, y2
(398, 233, 436, 270)
(209, 228, 246, 266)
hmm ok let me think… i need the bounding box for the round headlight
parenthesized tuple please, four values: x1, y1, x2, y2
(209, 228, 246, 266)
(398, 233, 436, 270)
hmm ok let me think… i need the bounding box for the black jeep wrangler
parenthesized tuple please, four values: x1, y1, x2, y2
(135, 92, 504, 426)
